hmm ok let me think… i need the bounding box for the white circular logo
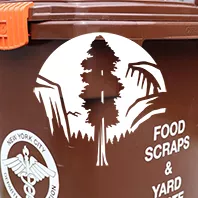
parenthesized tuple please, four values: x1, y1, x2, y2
(34, 32, 167, 166)
(1, 129, 59, 198)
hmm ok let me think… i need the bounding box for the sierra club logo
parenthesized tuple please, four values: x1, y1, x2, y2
(1, 130, 59, 198)
(34, 32, 167, 166)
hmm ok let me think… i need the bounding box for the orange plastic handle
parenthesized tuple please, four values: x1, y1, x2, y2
(0, 2, 33, 50)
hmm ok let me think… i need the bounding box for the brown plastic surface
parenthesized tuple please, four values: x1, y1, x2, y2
(0, 39, 198, 198)
(29, 1, 198, 21)
(1, 1, 198, 198)
(0, 2, 33, 50)
(26, 1, 198, 41)
(0, 1, 197, 42)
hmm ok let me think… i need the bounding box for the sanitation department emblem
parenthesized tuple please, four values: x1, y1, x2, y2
(1, 129, 59, 198)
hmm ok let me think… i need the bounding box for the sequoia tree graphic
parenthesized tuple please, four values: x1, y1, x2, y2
(34, 33, 167, 167)
(80, 36, 124, 166)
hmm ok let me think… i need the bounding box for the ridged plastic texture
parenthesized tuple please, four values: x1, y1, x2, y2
(0, 2, 33, 50)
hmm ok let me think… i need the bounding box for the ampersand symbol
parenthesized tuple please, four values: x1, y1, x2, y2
(165, 161, 172, 176)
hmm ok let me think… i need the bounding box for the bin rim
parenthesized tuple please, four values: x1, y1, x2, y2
(1, 0, 198, 50)
(27, 0, 198, 42)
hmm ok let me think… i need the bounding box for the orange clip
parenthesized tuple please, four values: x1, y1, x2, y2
(0, 2, 34, 50)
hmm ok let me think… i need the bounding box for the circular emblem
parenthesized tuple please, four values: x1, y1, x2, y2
(34, 32, 167, 166)
(1, 129, 59, 198)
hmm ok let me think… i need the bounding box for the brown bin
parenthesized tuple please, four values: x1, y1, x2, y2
(1, 0, 198, 197)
